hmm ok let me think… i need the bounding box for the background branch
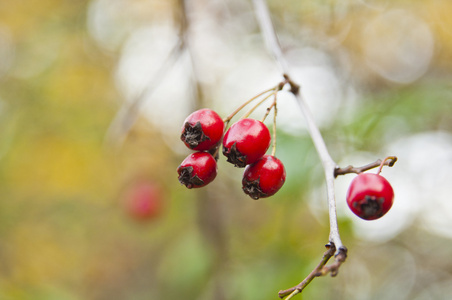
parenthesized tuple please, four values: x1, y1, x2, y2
(104, 0, 190, 149)
(103, 40, 184, 148)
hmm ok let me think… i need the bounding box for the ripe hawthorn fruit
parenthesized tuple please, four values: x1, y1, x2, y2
(346, 173, 394, 220)
(242, 155, 286, 199)
(177, 152, 217, 188)
(222, 118, 271, 167)
(180, 108, 224, 151)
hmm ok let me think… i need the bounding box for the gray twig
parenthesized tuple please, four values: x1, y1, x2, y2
(251, 0, 347, 297)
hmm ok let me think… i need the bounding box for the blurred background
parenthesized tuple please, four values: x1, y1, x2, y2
(0, 0, 451, 299)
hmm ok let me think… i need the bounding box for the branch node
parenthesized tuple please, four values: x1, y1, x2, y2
(283, 74, 300, 95)
(278, 243, 347, 299)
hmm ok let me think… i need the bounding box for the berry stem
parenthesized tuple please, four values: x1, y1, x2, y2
(241, 90, 277, 120)
(223, 86, 277, 126)
(269, 94, 278, 157)
(261, 92, 277, 123)
(376, 156, 398, 175)
(217, 86, 280, 160)
(334, 156, 398, 177)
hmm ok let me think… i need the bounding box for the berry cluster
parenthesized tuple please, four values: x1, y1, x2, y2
(175, 85, 395, 219)
(177, 95, 286, 200)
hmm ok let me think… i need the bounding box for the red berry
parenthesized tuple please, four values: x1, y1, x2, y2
(177, 152, 217, 189)
(222, 118, 271, 167)
(242, 155, 286, 199)
(346, 173, 394, 220)
(180, 108, 224, 151)
(124, 181, 162, 221)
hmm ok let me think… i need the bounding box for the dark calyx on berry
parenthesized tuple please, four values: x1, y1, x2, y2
(181, 121, 210, 149)
(354, 195, 385, 219)
(242, 155, 286, 199)
(177, 152, 217, 189)
(222, 118, 271, 167)
(242, 178, 267, 200)
(177, 166, 204, 189)
(346, 173, 394, 220)
(222, 142, 247, 168)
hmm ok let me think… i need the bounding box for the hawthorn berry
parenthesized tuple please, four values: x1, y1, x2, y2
(346, 173, 394, 220)
(123, 181, 162, 221)
(177, 152, 217, 189)
(242, 155, 286, 199)
(180, 108, 224, 151)
(222, 118, 271, 167)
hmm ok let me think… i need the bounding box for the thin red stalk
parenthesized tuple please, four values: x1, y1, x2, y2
(223, 86, 277, 125)
(334, 156, 398, 177)
(241, 90, 277, 120)
(376, 156, 398, 175)
(271, 96, 278, 156)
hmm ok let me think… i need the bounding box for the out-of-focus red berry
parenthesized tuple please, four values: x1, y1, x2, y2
(124, 181, 162, 221)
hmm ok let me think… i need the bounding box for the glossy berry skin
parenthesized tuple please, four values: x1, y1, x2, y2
(346, 173, 394, 220)
(242, 155, 286, 200)
(124, 181, 162, 221)
(181, 108, 224, 151)
(177, 152, 217, 189)
(222, 118, 271, 167)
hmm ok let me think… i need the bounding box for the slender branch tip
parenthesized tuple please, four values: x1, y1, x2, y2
(335, 156, 397, 177)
